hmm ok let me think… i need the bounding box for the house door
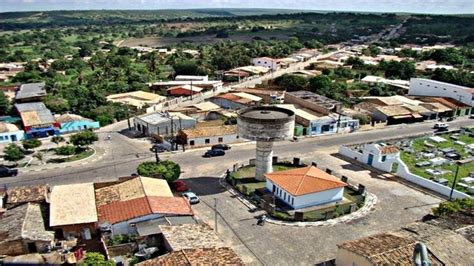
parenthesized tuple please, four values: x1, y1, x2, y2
(367, 154, 374, 166)
(27, 242, 37, 253)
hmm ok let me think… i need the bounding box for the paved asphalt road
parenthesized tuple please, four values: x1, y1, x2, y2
(1, 118, 472, 187)
(1, 118, 471, 265)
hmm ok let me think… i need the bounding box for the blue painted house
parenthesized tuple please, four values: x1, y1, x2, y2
(55, 114, 100, 134)
(15, 102, 60, 138)
(0, 122, 25, 143)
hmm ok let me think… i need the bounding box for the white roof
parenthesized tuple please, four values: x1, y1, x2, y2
(410, 78, 471, 91)
(138, 112, 195, 125)
(50, 183, 98, 226)
(362, 75, 383, 83)
(275, 104, 319, 121)
(193, 101, 220, 111)
(429, 136, 447, 143)
(152, 81, 222, 87)
(175, 75, 208, 81)
(232, 92, 262, 102)
(236, 66, 269, 74)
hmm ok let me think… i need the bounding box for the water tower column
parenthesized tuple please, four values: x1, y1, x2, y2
(255, 141, 274, 181)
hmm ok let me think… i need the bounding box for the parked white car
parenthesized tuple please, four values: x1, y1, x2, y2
(182, 192, 200, 204)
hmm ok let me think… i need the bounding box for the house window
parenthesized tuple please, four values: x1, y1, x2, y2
(381, 155, 387, 162)
(205, 139, 210, 144)
(4, 135, 8, 139)
(0, 136, 4, 140)
(218, 137, 223, 143)
(272, 184, 276, 192)
(291, 197, 294, 205)
(189, 140, 195, 146)
(283, 191, 287, 200)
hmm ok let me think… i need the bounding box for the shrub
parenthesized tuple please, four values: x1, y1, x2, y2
(52, 136, 65, 144)
(137, 160, 181, 183)
(70, 130, 98, 147)
(79, 252, 113, 266)
(56, 145, 77, 156)
(432, 198, 474, 216)
(4, 143, 25, 162)
(22, 138, 42, 150)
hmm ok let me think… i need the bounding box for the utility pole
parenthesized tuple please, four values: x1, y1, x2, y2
(126, 105, 131, 130)
(190, 80, 193, 101)
(336, 112, 342, 134)
(154, 148, 160, 163)
(449, 162, 461, 201)
(214, 198, 218, 233)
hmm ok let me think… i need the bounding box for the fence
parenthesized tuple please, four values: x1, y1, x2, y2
(338, 145, 472, 199)
(227, 157, 366, 222)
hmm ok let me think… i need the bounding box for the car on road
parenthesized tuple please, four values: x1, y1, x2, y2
(182, 192, 200, 204)
(470, 114, 474, 119)
(435, 127, 449, 132)
(203, 149, 225, 157)
(0, 166, 18, 177)
(150, 144, 171, 153)
(433, 122, 448, 130)
(172, 180, 189, 192)
(211, 144, 231, 150)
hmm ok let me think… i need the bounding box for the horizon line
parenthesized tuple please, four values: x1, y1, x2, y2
(1, 7, 473, 16)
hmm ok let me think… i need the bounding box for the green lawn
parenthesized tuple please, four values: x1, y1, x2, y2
(231, 164, 297, 179)
(46, 149, 94, 164)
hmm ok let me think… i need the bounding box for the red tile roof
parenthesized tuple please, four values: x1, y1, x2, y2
(97, 196, 193, 224)
(379, 145, 399, 154)
(138, 247, 244, 266)
(265, 166, 346, 196)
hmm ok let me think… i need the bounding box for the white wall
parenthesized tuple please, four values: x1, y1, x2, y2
(188, 134, 239, 147)
(266, 180, 344, 209)
(0, 131, 24, 143)
(111, 213, 163, 236)
(338, 145, 472, 199)
(409, 78, 473, 106)
(395, 158, 471, 199)
(252, 58, 279, 71)
(293, 187, 344, 209)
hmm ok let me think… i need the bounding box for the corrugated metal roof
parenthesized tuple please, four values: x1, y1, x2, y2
(15, 83, 46, 100)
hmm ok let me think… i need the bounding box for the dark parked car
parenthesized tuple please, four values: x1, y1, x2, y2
(0, 166, 18, 177)
(211, 144, 231, 150)
(150, 144, 171, 153)
(203, 149, 225, 157)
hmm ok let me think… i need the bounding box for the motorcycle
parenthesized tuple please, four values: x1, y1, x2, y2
(257, 215, 267, 226)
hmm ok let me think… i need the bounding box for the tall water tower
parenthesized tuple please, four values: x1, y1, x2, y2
(237, 106, 295, 181)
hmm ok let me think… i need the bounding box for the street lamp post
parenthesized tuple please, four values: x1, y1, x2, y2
(449, 162, 462, 201)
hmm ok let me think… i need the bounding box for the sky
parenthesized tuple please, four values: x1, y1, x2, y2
(1, 0, 473, 14)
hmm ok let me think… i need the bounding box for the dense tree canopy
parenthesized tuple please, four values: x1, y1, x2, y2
(137, 160, 181, 182)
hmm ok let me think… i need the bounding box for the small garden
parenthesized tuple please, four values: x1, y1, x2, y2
(399, 130, 474, 195)
(2, 131, 98, 167)
(229, 163, 297, 196)
(227, 160, 366, 222)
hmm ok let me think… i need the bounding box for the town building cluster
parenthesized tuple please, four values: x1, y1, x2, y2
(0, 176, 243, 264)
